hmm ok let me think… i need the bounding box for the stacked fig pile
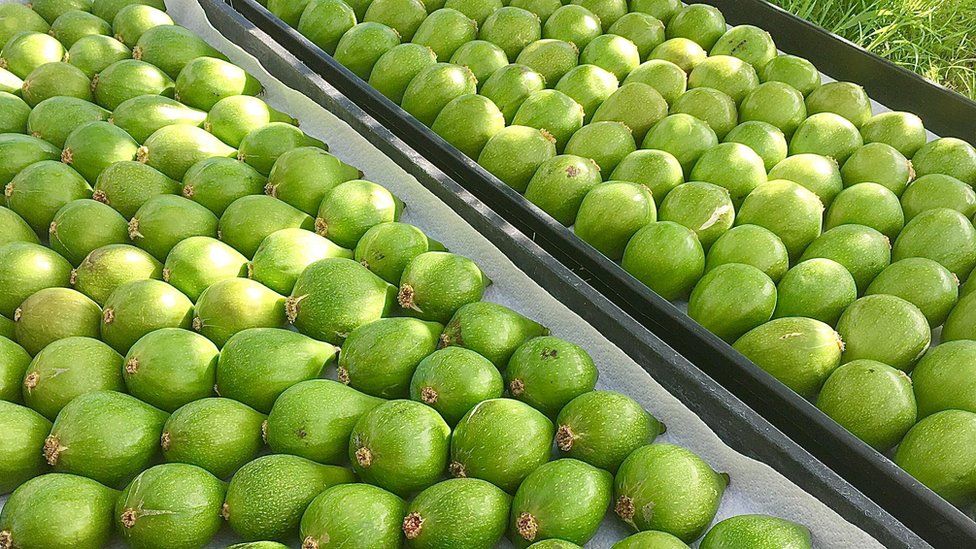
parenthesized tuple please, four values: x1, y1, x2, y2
(284, 0, 976, 510)
(0, 1, 816, 548)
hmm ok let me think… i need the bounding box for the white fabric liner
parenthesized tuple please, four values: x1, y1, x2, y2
(0, 0, 887, 546)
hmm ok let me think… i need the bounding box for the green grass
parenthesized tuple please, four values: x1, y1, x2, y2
(767, 0, 976, 101)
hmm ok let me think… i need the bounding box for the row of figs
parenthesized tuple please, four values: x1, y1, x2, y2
(279, 0, 976, 510)
(0, 0, 817, 547)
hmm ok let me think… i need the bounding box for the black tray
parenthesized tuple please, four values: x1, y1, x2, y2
(209, 0, 951, 545)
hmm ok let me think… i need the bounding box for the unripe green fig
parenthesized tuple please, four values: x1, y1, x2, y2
(799, 224, 891, 294)
(0, 473, 117, 549)
(816, 360, 916, 452)
(299, 483, 405, 548)
(223, 454, 355, 541)
(368, 43, 438, 104)
(22, 336, 123, 420)
(767, 153, 842, 208)
(338, 317, 441, 398)
(403, 478, 511, 548)
(62, 120, 139, 183)
(689, 263, 777, 343)
(192, 278, 287, 348)
(175, 56, 262, 111)
(265, 147, 360, 215)
(13, 287, 100, 355)
(205, 95, 296, 149)
(401, 63, 478, 126)
(219, 195, 314, 258)
(216, 327, 336, 413)
(100, 278, 194, 353)
(237, 122, 326, 175)
(836, 295, 931, 371)
(0, 336, 30, 402)
(432, 94, 506, 159)
(315, 179, 402, 249)
(509, 459, 612, 548)
(266, 379, 382, 464)
(0, 401, 51, 494)
(512, 89, 585, 152)
(5, 160, 91, 234)
(478, 125, 557, 192)
(410, 347, 504, 426)
(333, 22, 400, 80)
(6, 0, 57, 28)
(642, 113, 717, 176)
(0, 242, 72, 318)
(700, 515, 812, 549)
(161, 397, 265, 479)
(542, 5, 602, 50)
(0, 32, 64, 79)
(761, 54, 821, 96)
(453, 40, 509, 86)
(44, 390, 167, 488)
(895, 410, 976, 506)
(621, 221, 704, 301)
(92, 160, 180, 218)
(0, 91, 29, 134)
(91, 59, 174, 111)
(450, 398, 554, 493)
(110, 94, 206, 144)
(398, 251, 488, 324)
(440, 301, 549, 368)
(92, 0, 165, 22)
(350, 399, 451, 496)
(297, 0, 356, 55)
(65, 35, 131, 78)
(115, 463, 225, 549)
(735, 179, 823, 261)
(591, 82, 667, 144)
(0, 207, 36, 247)
(71, 243, 162, 305)
(354, 222, 442, 284)
(734, 317, 843, 398)
(137, 124, 237, 181)
(0, 133, 62, 185)
(556, 391, 661, 471)
(690, 142, 767, 206)
(128, 194, 218, 261)
(724, 121, 788, 172)
(563, 120, 635, 174)
(705, 225, 789, 283)
(49, 10, 110, 49)
(21, 61, 90, 107)
(132, 24, 225, 78)
(480, 6, 542, 61)
(112, 4, 173, 47)
(163, 236, 248, 301)
(123, 328, 219, 412)
(524, 154, 602, 226)
(773, 258, 857, 326)
(789, 112, 863, 164)
(250, 228, 352, 295)
(183, 157, 266, 216)
(49, 199, 128, 265)
(610, 149, 684, 204)
(506, 336, 598, 418)
(614, 443, 727, 542)
(364, 0, 427, 41)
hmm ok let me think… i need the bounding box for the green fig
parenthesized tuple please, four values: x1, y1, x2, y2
(110, 94, 206, 143)
(48, 199, 127, 265)
(21, 336, 123, 420)
(112, 4, 173, 47)
(338, 317, 440, 398)
(192, 278, 287, 348)
(175, 56, 262, 111)
(44, 390, 167, 488)
(237, 122, 326, 175)
(205, 95, 296, 148)
(5, 160, 91, 234)
(218, 195, 315, 258)
(216, 327, 335, 413)
(265, 146, 360, 215)
(0, 32, 64, 79)
(411, 8, 477, 61)
(0, 133, 62, 185)
(332, 22, 400, 80)
(0, 242, 72, 318)
(92, 59, 174, 111)
(132, 24, 225, 78)
(505, 336, 598, 418)
(700, 515, 811, 549)
(0, 401, 50, 494)
(401, 63, 478, 126)
(62, 120, 139, 183)
(409, 347, 504, 426)
(403, 478, 511, 548)
(65, 35, 131, 78)
(354, 222, 442, 284)
(0, 336, 30, 402)
(836, 295, 931, 371)
(100, 278, 193, 353)
(182, 156, 266, 216)
(123, 327, 219, 412)
(296, 0, 356, 55)
(161, 397, 265, 479)
(440, 301, 548, 368)
(92, 160, 180, 218)
(368, 43, 439, 104)
(13, 287, 100, 355)
(512, 89, 585, 152)
(137, 124, 237, 181)
(250, 228, 351, 295)
(299, 483, 405, 548)
(70, 243, 162, 305)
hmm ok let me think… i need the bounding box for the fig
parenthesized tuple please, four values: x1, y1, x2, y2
(894, 410, 976, 505)
(339, 317, 441, 398)
(62, 120, 139, 183)
(132, 24, 225, 78)
(860, 111, 926, 158)
(666, 4, 725, 50)
(138, 124, 237, 181)
(333, 22, 400, 80)
(5, 160, 91, 234)
(450, 398, 553, 493)
(573, 181, 656, 260)
(223, 454, 354, 541)
(128, 194, 218, 261)
(440, 301, 549, 367)
(591, 82, 667, 143)
(700, 515, 811, 549)
(734, 179, 823, 261)
(0, 32, 64, 79)
(0, 133, 61, 185)
(402, 63, 479, 126)
(315, 179, 402, 249)
(266, 146, 359, 215)
(767, 153, 842, 208)
(505, 336, 598, 418)
(265, 379, 382, 464)
(398, 252, 488, 324)
(689, 55, 760, 105)
(0, 242, 72, 318)
(0, 336, 30, 402)
(300, 483, 405, 548)
(350, 399, 451, 496)
(237, 122, 326, 175)
(609, 149, 684, 204)
(403, 478, 510, 548)
(161, 397, 265, 479)
(92, 59, 174, 110)
(49, 199, 128, 265)
(556, 391, 662, 471)
(705, 225, 789, 283)
(71, 243, 163, 305)
(13, 287, 100, 355)
(174, 56, 262, 111)
(193, 278, 287, 348)
(123, 327, 219, 412)
(100, 278, 194, 353)
(250, 228, 351, 295)
(409, 347, 504, 426)
(515, 39, 576, 87)
(620, 221, 704, 300)
(163, 236, 248, 301)
(44, 390, 167, 488)
(624, 59, 686, 105)
(511, 89, 585, 151)
(219, 195, 315, 258)
(354, 222, 442, 284)
(216, 327, 335, 413)
(542, 5, 602, 50)
(65, 35, 131, 78)
(642, 113, 718, 176)
(866, 258, 958, 327)
(724, 120, 788, 171)
(688, 263, 777, 343)
(205, 95, 296, 149)
(110, 94, 206, 144)
(761, 54, 821, 96)
(92, 160, 181, 218)
(296, 0, 356, 54)
(112, 4, 173, 47)
(368, 43, 439, 104)
(0, 401, 50, 494)
(658, 181, 735, 250)
(432, 94, 506, 158)
(523, 154, 602, 225)
(806, 81, 873, 128)
(837, 295, 931, 371)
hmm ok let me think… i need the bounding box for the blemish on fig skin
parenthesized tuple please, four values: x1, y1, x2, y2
(555, 425, 575, 452)
(420, 386, 438, 404)
(615, 495, 635, 522)
(125, 357, 139, 375)
(515, 512, 539, 541)
(23, 371, 38, 391)
(509, 378, 525, 397)
(43, 435, 63, 465)
(160, 431, 171, 451)
(448, 461, 466, 478)
(337, 366, 350, 385)
(260, 420, 268, 443)
(220, 503, 230, 520)
(120, 509, 138, 528)
(0, 529, 13, 549)
(564, 165, 580, 178)
(541, 348, 558, 359)
(355, 446, 372, 468)
(313, 217, 328, 237)
(301, 536, 321, 549)
(402, 512, 424, 540)
(102, 307, 115, 324)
